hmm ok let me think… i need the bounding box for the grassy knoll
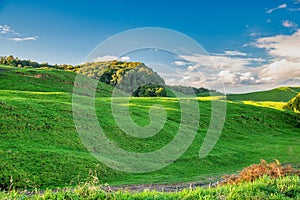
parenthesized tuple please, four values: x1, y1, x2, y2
(0, 65, 299, 190)
(227, 87, 300, 102)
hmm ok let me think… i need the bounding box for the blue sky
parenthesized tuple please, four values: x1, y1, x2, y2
(0, 0, 300, 93)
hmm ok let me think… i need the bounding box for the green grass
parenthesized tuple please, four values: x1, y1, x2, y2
(227, 87, 300, 102)
(1, 176, 300, 199)
(0, 65, 300, 190)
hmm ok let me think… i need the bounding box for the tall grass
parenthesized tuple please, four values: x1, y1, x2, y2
(0, 175, 299, 199)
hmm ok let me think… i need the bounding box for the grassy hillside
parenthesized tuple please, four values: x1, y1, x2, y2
(284, 93, 300, 113)
(0, 65, 300, 190)
(227, 87, 300, 102)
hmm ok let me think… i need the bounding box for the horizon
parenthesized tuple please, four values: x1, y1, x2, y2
(0, 0, 299, 93)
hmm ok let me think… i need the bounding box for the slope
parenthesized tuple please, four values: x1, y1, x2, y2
(284, 93, 300, 113)
(227, 87, 300, 102)
(0, 65, 299, 190)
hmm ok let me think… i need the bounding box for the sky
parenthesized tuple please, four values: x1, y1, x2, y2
(0, 0, 300, 93)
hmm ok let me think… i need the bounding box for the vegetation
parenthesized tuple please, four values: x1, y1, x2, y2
(0, 55, 79, 72)
(167, 85, 221, 97)
(284, 93, 300, 113)
(227, 87, 300, 102)
(222, 159, 300, 185)
(132, 83, 166, 97)
(0, 162, 299, 199)
(0, 176, 299, 199)
(77, 60, 166, 96)
(0, 55, 220, 97)
(0, 64, 300, 192)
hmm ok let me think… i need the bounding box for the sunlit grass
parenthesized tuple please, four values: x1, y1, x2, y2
(0, 65, 300, 191)
(242, 101, 286, 110)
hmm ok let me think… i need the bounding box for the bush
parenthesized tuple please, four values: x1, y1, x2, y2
(222, 159, 300, 185)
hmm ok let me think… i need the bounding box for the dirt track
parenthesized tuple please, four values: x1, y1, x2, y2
(99, 180, 220, 193)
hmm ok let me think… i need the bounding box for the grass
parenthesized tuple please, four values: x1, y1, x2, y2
(0, 176, 299, 199)
(227, 86, 300, 102)
(0, 65, 300, 191)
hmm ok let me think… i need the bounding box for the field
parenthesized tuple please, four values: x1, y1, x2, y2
(0, 65, 300, 193)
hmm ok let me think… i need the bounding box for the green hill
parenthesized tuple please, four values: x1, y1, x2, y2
(284, 93, 300, 113)
(78, 61, 167, 97)
(0, 64, 300, 190)
(227, 87, 300, 102)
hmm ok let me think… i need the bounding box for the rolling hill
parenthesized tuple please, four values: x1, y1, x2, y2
(227, 87, 300, 102)
(0, 64, 300, 190)
(284, 93, 300, 113)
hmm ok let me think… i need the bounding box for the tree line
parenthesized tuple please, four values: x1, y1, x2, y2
(0, 55, 79, 72)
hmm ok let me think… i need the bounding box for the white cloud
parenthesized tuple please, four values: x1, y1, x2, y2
(93, 55, 119, 62)
(9, 36, 38, 42)
(187, 65, 196, 72)
(266, 3, 287, 13)
(93, 55, 131, 62)
(0, 24, 19, 35)
(282, 20, 298, 28)
(120, 56, 130, 61)
(176, 45, 299, 93)
(266, 19, 272, 23)
(0, 24, 38, 42)
(180, 53, 263, 72)
(258, 59, 300, 82)
(255, 29, 300, 61)
(218, 70, 237, 83)
(248, 32, 262, 38)
(224, 50, 247, 56)
(173, 61, 187, 66)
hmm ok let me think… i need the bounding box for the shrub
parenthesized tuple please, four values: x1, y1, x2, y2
(222, 159, 300, 185)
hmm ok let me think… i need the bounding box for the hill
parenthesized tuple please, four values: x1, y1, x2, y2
(0, 64, 300, 190)
(0, 55, 220, 97)
(284, 93, 300, 113)
(227, 87, 300, 102)
(0, 56, 168, 97)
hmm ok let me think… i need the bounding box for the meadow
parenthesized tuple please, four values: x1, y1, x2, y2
(0, 65, 300, 197)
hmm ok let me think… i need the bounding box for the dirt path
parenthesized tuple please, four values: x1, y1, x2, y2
(99, 180, 220, 193)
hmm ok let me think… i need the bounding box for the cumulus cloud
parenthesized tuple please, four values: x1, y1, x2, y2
(93, 55, 131, 62)
(172, 52, 264, 92)
(255, 29, 300, 61)
(180, 53, 263, 72)
(282, 20, 298, 28)
(258, 59, 300, 82)
(223, 50, 247, 56)
(171, 30, 300, 93)
(120, 56, 130, 61)
(217, 70, 256, 85)
(93, 55, 119, 62)
(173, 60, 187, 66)
(9, 36, 38, 42)
(266, 3, 287, 13)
